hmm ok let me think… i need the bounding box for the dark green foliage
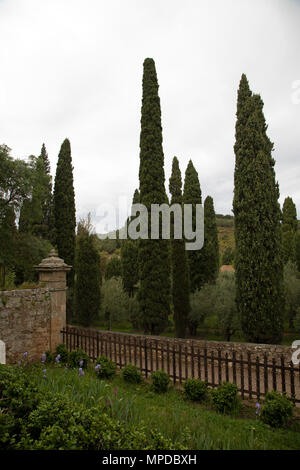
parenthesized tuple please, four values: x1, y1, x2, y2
(44, 350, 54, 364)
(104, 255, 122, 280)
(296, 232, 300, 273)
(0, 145, 33, 287)
(0, 206, 17, 288)
(183, 378, 208, 402)
(39, 144, 55, 243)
(150, 370, 170, 394)
(68, 349, 89, 369)
(53, 139, 76, 288)
(137, 58, 170, 335)
(260, 391, 294, 428)
(120, 240, 139, 297)
(0, 364, 177, 450)
(211, 382, 241, 414)
(95, 356, 117, 379)
(13, 233, 52, 285)
(222, 246, 235, 265)
(201, 196, 219, 283)
(121, 363, 143, 384)
(282, 197, 298, 264)
(0, 365, 41, 420)
(18, 154, 52, 238)
(0, 145, 32, 223)
(233, 74, 284, 344)
(55, 344, 69, 364)
(121, 189, 140, 296)
(74, 233, 101, 327)
(169, 157, 190, 338)
(283, 261, 300, 329)
(183, 160, 204, 293)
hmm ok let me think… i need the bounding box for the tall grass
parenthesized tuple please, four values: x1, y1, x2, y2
(29, 363, 300, 450)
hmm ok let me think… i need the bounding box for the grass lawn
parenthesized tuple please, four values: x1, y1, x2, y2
(28, 363, 300, 450)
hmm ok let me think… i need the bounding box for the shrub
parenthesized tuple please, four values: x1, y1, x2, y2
(0, 364, 41, 419)
(150, 370, 170, 394)
(68, 349, 89, 369)
(260, 391, 294, 428)
(95, 356, 117, 379)
(122, 363, 142, 384)
(183, 378, 208, 402)
(211, 382, 240, 414)
(44, 350, 54, 364)
(55, 344, 69, 364)
(0, 364, 182, 450)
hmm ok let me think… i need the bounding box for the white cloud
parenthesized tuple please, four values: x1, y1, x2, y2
(0, 0, 299, 229)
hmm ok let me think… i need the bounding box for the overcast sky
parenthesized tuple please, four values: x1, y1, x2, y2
(0, 0, 299, 232)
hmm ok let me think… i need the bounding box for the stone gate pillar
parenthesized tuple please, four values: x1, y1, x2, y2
(35, 249, 71, 352)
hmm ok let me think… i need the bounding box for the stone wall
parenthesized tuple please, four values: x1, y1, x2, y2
(0, 249, 71, 364)
(0, 287, 52, 364)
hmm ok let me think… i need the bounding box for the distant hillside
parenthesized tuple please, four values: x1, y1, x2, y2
(96, 215, 300, 258)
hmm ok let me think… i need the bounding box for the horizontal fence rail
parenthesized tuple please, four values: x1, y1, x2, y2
(61, 326, 300, 404)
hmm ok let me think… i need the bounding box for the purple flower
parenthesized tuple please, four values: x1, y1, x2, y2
(55, 354, 61, 363)
(95, 364, 101, 371)
(42, 369, 47, 374)
(22, 352, 28, 358)
(79, 360, 84, 367)
(255, 403, 261, 415)
(79, 367, 84, 377)
(41, 353, 46, 363)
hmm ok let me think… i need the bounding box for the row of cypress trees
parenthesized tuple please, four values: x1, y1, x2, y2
(135, 59, 289, 344)
(135, 58, 219, 338)
(30, 58, 290, 345)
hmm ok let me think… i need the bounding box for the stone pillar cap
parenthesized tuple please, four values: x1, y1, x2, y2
(34, 249, 72, 272)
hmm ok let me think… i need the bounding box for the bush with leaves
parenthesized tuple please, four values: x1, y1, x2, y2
(214, 272, 241, 342)
(67, 349, 89, 369)
(283, 261, 300, 329)
(183, 378, 208, 402)
(211, 382, 241, 414)
(150, 370, 170, 394)
(55, 344, 69, 364)
(260, 391, 294, 428)
(0, 364, 182, 450)
(101, 277, 131, 329)
(95, 356, 116, 379)
(188, 283, 216, 333)
(121, 363, 143, 384)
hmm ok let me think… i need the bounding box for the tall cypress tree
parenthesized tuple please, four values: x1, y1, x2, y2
(169, 157, 190, 338)
(282, 196, 298, 264)
(74, 232, 101, 327)
(53, 138, 76, 288)
(233, 75, 284, 344)
(39, 143, 55, 243)
(121, 189, 140, 297)
(183, 160, 204, 292)
(201, 195, 219, 283)
(138, 58, 170, 335)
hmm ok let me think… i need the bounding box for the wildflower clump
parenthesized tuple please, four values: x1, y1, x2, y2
(211, 382, 241, 414)
(150, 370, 170, 394)
(68, 349, 89, 369)
(260, 391, 294, 428)
(95, 356, 116, 379)
(183, 378, 208, 402)
(121, 363, 143, 384)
